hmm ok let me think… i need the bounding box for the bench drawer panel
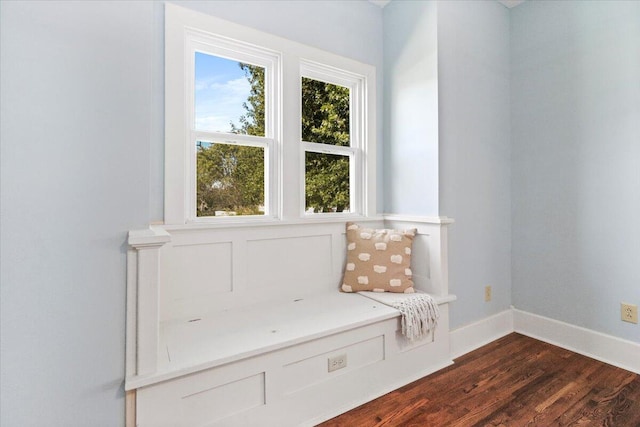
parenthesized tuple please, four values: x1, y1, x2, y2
(137, 361, 267, 427)
(281, 335, 384, 395)
(180, 372, 265, 425)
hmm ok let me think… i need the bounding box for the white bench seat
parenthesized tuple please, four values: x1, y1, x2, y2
(127, 292, 400, 389)
(126, 218, 455, 426)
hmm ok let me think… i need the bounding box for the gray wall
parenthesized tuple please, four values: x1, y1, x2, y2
(383, 0, 440, 215)
(438, 0, 512, 329)
(3, 0, 638, 425)
(511, 0, 640, 341)
(383, 0, 512, 329)
(0, 1, 383, 425)
(1, 2, 154, 425)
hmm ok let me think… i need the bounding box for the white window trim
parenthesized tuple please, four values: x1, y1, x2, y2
(165, 3, 376, 226)
(186, 31, 281, 223)
(299, 61, 365, 217)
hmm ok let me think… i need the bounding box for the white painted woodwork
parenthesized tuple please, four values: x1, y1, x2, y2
(138, 292, 398, 389)
(385, 214, 454, 297)
(180, 372, 266, 425)
(135, 307, 452, 427)
(126, 217, 455, 426)
(164, 3, 377, 225)
(127, 227, 171, 376)
(156, 220, 384, 320)
(282, 335, 384, 395)
(450, 309, 514, 359)
(514, 309, 640, 375)
(449, 307, 640, 375)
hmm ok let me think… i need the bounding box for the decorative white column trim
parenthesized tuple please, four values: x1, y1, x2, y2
(127, 227, 171, 378)
(129, 226, 171, 247)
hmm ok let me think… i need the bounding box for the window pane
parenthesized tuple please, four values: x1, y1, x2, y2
(305, 152, 350, 213)
(195, 52, 265, 136)
(301, 77, 349, 146)
(196, 141, 265, 217)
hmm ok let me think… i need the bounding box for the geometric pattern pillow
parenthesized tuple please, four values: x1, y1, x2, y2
(341, 222, 417, 293)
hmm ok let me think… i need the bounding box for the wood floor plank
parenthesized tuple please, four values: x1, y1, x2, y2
(318, 333, 640, 427)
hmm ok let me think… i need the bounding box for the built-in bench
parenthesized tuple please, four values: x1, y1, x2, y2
(125, 216, 455, 426)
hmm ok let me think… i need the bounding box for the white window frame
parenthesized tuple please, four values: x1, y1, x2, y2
(166, 10, 281, 224)
(300, 61, 365, 217)
(188, 32, 280, 222)
(165, 4, 376, 226)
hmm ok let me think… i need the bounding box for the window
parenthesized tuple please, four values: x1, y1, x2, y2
(165, 4, 375, 225)
(193, 51, 274, 218)
(301, 64, 365, 215)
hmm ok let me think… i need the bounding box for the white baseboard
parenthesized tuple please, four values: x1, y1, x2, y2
(450, 309, 514, 359)
(513, 309, 640, 375)
(450, 308, 640, 375)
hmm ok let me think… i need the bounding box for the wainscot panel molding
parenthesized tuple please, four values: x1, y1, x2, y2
(125, 218, 456, 426)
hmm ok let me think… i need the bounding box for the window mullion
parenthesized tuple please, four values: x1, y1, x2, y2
(281, 53, 301, 220)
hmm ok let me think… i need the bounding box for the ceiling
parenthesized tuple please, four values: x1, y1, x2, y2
(497, 0, 526, 8)
(369, 0, 526, 9)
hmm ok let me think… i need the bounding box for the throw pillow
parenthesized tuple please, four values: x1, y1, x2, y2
(341, 222, 417, 293)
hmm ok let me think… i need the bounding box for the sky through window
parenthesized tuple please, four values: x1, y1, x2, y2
(194, 52, 250, 133)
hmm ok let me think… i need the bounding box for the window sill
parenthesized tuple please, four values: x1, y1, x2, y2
(161, 214, 384, 232)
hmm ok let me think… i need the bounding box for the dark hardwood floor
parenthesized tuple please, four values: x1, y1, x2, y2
(319, 333, 640, 426)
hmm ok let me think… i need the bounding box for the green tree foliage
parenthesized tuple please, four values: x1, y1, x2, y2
(301, 77, 350, 147)
(301, 77, 350, 212)
(196, 64, 351, 216)
(231, 64, 265, 137)
(305, 152, 350, 212)
(196, 64, 265, 217)
(196, 143, 264, 216)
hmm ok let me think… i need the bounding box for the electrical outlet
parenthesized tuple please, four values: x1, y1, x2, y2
(328, 354, 347, 372)
(484, 285, 492, 302)
(621, 303, 638, 324)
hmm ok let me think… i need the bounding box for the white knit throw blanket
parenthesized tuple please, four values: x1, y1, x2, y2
(359, 292, 440, 341)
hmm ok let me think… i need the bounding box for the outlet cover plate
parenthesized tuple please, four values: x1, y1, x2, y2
(328, 354, 347, 372)
(621, 303, 638, 324)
